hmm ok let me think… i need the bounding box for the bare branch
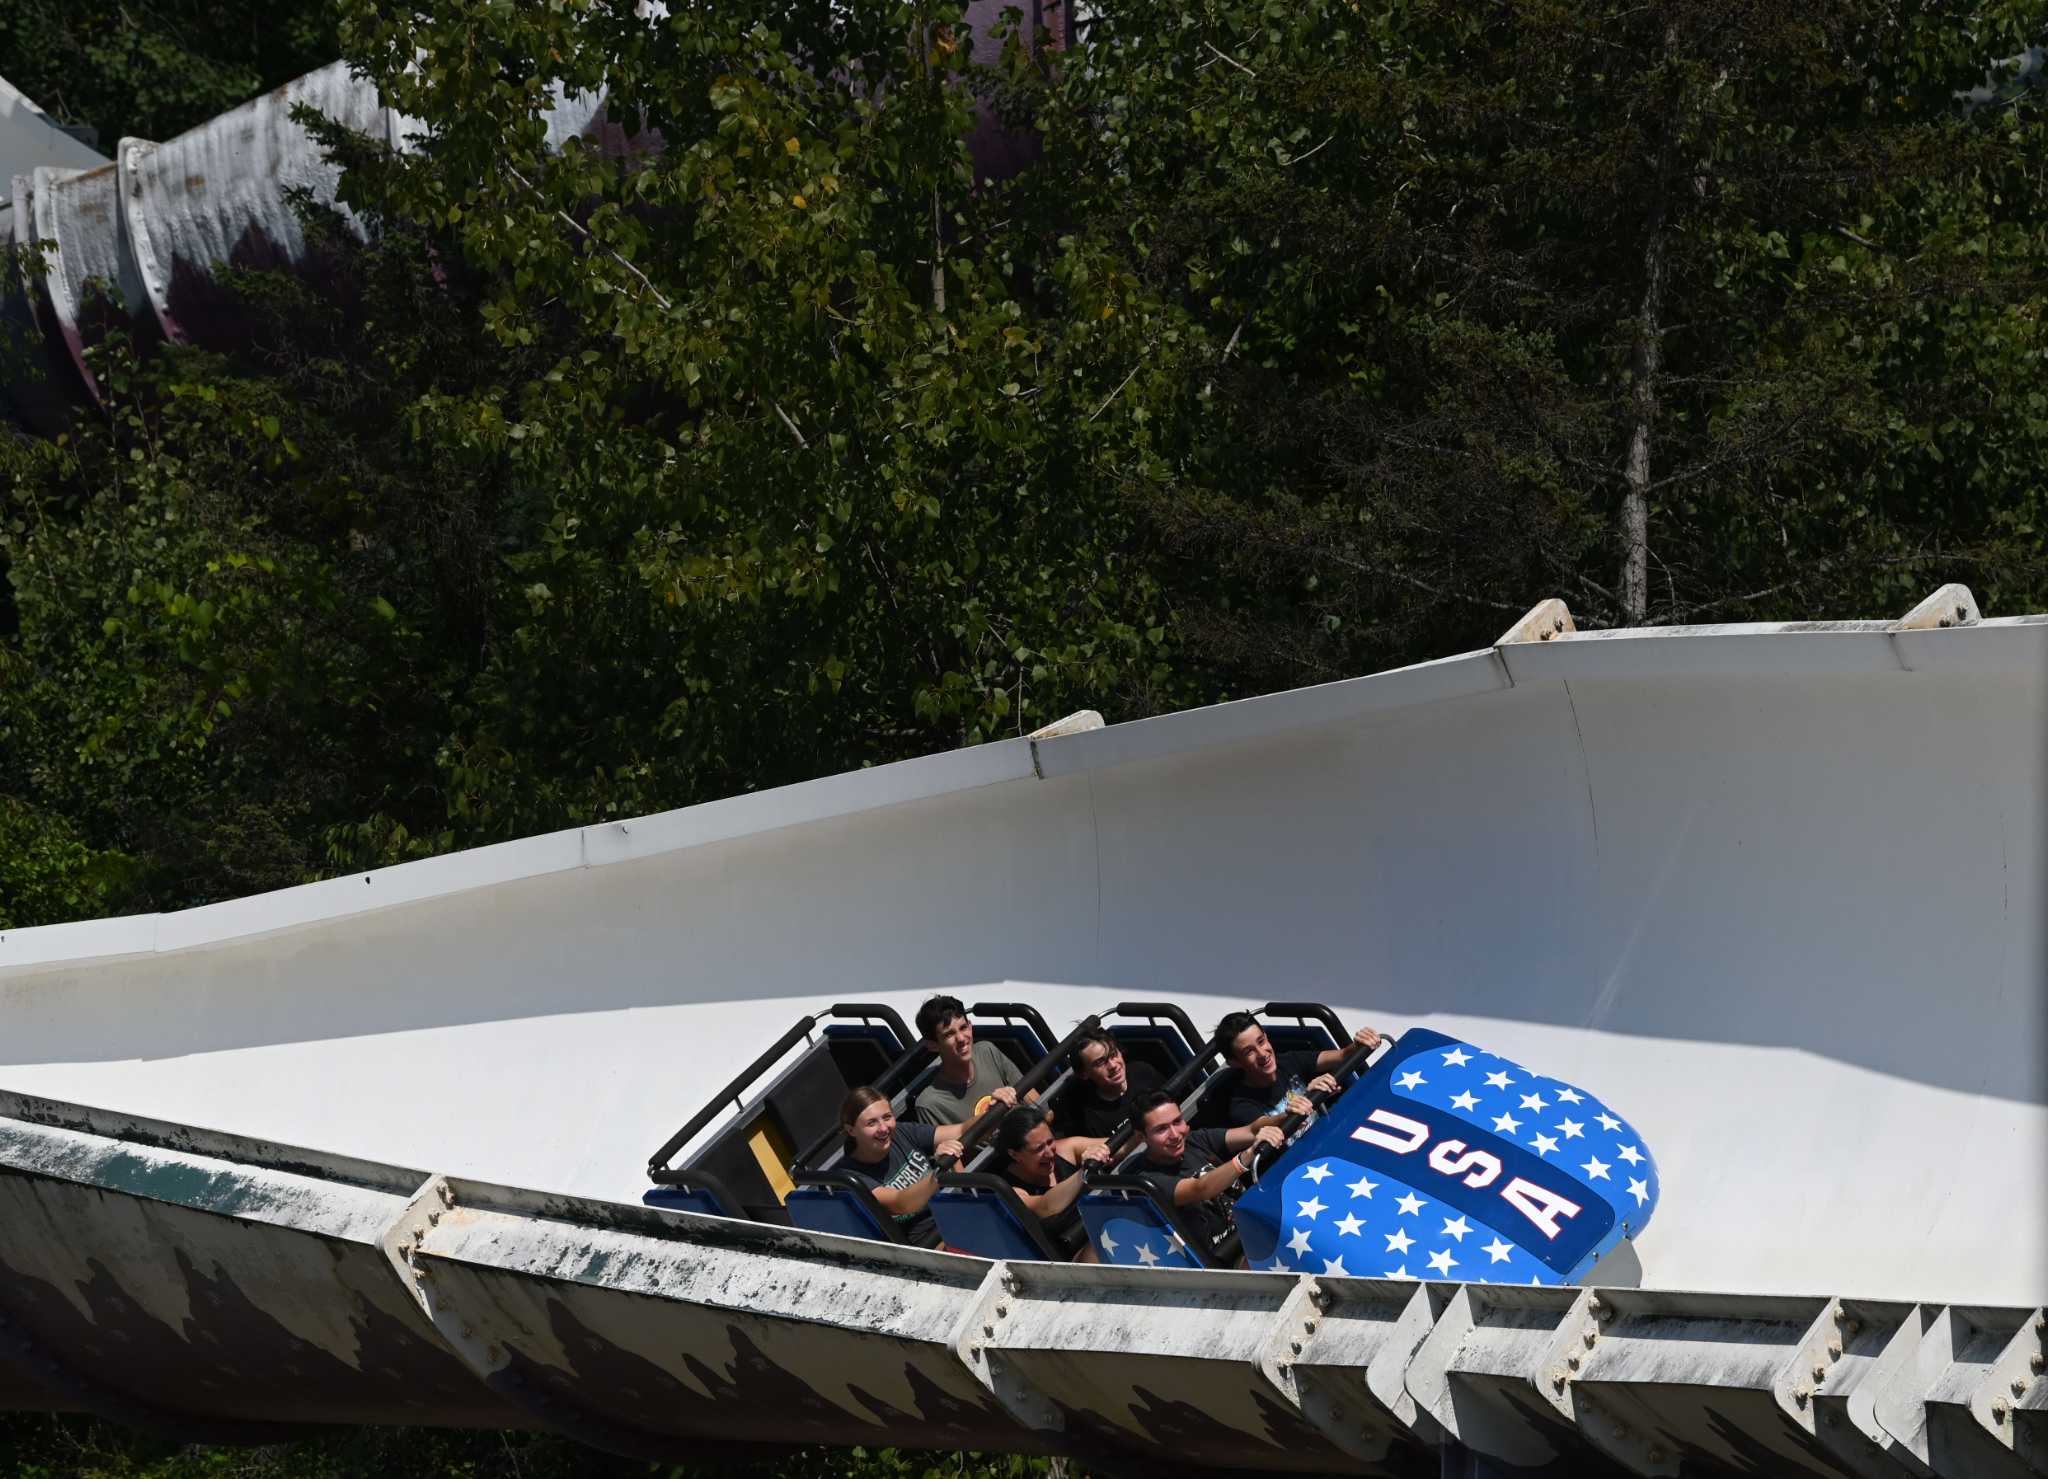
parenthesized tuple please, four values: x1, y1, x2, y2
(505, 165, 673, 312)
(1203, 41, 1257, 77)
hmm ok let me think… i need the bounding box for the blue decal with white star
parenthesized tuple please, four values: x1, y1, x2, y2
(1234, 1030, 1658, 1284)
(1077, 1189, 1206, 1269)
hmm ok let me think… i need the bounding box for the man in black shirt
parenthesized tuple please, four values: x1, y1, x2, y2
(1064, 1027, 1167, 1142)
(1210, 1011, 1381, 1131)
(1128, 1090, 1283, 1261)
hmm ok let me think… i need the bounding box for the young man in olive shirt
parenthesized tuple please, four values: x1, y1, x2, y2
(912, 995, 1027, 1127)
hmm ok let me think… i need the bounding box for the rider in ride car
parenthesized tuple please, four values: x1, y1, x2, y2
(1211, 1011, 1380, 1131)
(994, 1104, 1109, 1261)
(1128, 1089, 1283, 1262)
(836, 1085, 965, 1248)
(1063, 1027, 1167, 1142)
(912, 995, 1035, 1127)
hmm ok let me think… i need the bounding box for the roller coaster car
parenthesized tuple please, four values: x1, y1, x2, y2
(645, 1001, 1660, 1282)
(642, 999, 1214, 1232)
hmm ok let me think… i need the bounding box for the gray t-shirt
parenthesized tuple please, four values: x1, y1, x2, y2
(914, 1040, 1024, 1126)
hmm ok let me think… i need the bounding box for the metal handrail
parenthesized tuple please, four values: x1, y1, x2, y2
(646, 1002, 915, 1174)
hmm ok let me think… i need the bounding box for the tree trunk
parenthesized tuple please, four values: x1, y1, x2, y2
(1622, 35, 1682, 626)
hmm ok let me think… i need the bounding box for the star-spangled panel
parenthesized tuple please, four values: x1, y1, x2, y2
(1246, 1158, 1558, 1284)
(1387, 1035, 1660, 1239)
(1233, 1029, 1658, 1283)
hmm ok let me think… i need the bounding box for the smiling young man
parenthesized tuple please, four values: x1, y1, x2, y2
(1211, 1011, 1381, 1132)
(1065, 1026, 1166, 1141)
(1128, 1090, 1284, 1261)
(912, 994, 1029, 1127)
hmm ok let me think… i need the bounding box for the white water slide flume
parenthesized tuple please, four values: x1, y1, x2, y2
(1, 592, 2043, 1476)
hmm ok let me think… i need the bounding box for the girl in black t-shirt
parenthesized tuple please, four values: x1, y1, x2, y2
(837, 1086, 964, 1247)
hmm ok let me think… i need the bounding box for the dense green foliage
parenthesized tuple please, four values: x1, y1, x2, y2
(0, 1416, 1050, 1479)
(4, 1, 2041, 923)
(0, 0, 339, 151)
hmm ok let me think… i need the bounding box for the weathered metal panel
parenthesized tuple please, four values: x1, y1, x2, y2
(381, 1176, 1043, 1458)
(2, 170, 85, 426)
(125, 62, 388, 346)
(1875, 1305, 2045, 1478)
(962, 1261, 1348, 1471)
(35, 159, 153, 397)
(1254, 1276, 1451, 1471)
(0, 1093, 521, 1434)
(1536, 1288, 1920, 1478)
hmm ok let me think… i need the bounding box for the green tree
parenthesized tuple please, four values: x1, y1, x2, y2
(0, 0, 340, 150)
(1016, 0, 2047, 682)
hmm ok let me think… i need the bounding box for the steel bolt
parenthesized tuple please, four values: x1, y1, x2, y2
(1583, 1326, 1597, 1348)
(1992, 1399, 2009, 1423)
(1826, 1341, 1841, 1359)
(2031, 1353, 2044, 1374)
(1567, 1354, 1581, 1371)
(1290, 1340, 1303, 1355)
(1812, 1363, 1828, 1383)
(1302, 1318, 1318, 1335)
(983, 1323, 994, 1338)
(1955, 604, 1968, 622)
(970, 1345, 982, 1362)
(1551, 1368, 1568, 1391)
(2015, 1378, 2030, 1397)
(1794, 1386, 1811, 1407)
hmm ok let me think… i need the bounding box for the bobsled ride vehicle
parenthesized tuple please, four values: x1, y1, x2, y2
(645, 1000, 1659, 1285)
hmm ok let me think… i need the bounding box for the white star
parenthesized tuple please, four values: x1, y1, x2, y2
(1519, 1092, 1549, 1112)
(1335, 1213, 1365, 1238)
(1386, 1264, 1413, 1279)
(1582, 1156, 1611, 1181)
(1442, 1048, 1473, 1067)
(1426, 1248, 1459, 1275)
(1395, 1069, 1427, 1090)
(1347, 1174, 1378, 1199)
(1322, 1256, 1349, 1276)
(1385, 1228, 1415, 1254)
(1491, 1112, 1522, 1135)
(1554, 1087, 1583, 1104)
(1395, 1192, 1425, 1217)
(1098, 1229, 1118, 1256)
(1288, 1227, 1314, 1256)
(1135, 1241, 1160, 1266)
(1449, 1090, 1480, 1112)
(1557, 1118, 1585, 1139)
(1530, 1133, 1560, 1157)
(1302, 1161, 1334, 1183)
(1270, 1258, 1291, 1273)
(1616, 1144, 1644, 1166)
(1297, 1196, 1328, 1220)
(1627, 1177, 1650, 1206)
(1596, 1112, 1621, 1133)
(1483, 1070, 1515, 1089)
(1483, 1236, 1514, 1264)
(1440, 1215, 1472, 1242)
